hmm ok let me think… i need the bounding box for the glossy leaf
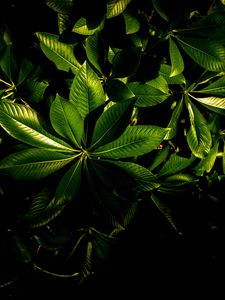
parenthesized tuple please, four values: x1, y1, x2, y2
(196, 75, 225, 96)
(169, 37, 184, 77)
(176, 36, 225, 72)
(93, 125, 167, 159)
(91, 98, 135, 148)
(50, 94, 84, 148)
(54, 158, 82, 206)
(123, 10, 140, 34)
(165, 98, 184, 140)
(106, 0, 131, 19)
(192, 96, 225, 111)
(0, 100, 73, 151)
(70, 62, 105, 119)
(85, 32, 106, 75)
(72, 17, 105, 35)
(128, 82, 169, 107)
(157, 153, 196, 177)
(194, 142, 219, 176)
(186, 99, 212, 158)
(36, 32, 81, 74)
(0, 149, 75, 179)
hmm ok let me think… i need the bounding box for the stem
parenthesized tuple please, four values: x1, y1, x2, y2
(33, 263, 79, 278)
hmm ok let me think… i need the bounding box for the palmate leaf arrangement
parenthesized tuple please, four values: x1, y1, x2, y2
(1, 0, 225, 285)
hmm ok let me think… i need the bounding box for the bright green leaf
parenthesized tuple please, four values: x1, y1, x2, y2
(123, 10, 140, 34)
(169, 37, 184, 77)
(36, 32, 81, 74)
(0, 149, 75, 179)
(106, 0, 131, 19)
(72, 17, 105, 35)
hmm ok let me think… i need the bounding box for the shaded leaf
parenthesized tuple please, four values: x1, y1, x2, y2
(169, 37, 184, 77)
(105, 79, 134, 102)
(148, 145, 170, 172)
(159, 63, 186, 85)
(165, 98, 184, 140)
(123, 10, 140, 34)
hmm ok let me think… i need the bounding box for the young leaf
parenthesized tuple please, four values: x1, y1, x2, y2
(185, 99, 212, 158)
(106, 0, 131, 19)
(0, 100, 73, 151)
(165, 98, 184, 140)
(175, 36, 225, 72)
(194, 142, 219, 176)
(93, 125, 167, 159)
(90, 98, 135, 149)
(128, 82, 169, 107)
(50, 94, 84, 148)
(169, 37, 184, 77)
(54, 158, 82, 206)
(35, 32, 81, 74)
(123, 10, 140, 35)
(157, 153, 196, 177)
(69, 62, 105, 119)
(0, 149, 75, 179)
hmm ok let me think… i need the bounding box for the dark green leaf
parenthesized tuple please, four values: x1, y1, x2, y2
(90, 98, 135, 148)
(148, 145, 170, 172)
(123, 10, 140, 34)
(0, 44, 17, 81)
(194, 76, 225, 96)
(165, 98, 184, 140)
(46, 0, 73, 14)
(105, 79, 134, 102)
(157, 153, 196, 177)
(159, 64, 186, 85)
(50, 94, 84, 148)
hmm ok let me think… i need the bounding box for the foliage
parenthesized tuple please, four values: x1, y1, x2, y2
(1, 0, 225, 293)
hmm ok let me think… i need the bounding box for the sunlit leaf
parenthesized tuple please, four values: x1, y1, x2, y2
(169, 37, 184, 77)
(106, 0, 131, 19)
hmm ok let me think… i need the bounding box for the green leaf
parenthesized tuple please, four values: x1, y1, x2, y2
(0, 44, 17, 81)
(50, 94, 84, 148)
(157, 153, 196, 177)
(159, 64, 186, 85)
(148, 145, 170, 172)
(165, 98, 184, 140)
(152, 0, 169, 21)
(58, 13, 70, 34)
(105, 79, 134, 102)
(19, 79, 49, 103)
(46, 0, 73, 14)
(123, 10, 140, 34)
(192, 96, 225, 111)
(85, 32, 106, 75)
(106, 0, 131, 19)
(194, 142, 219, 176)
(128, 82, 169, 107)
(175, 36, 225, 72)
(90, 98, 135, 149)
(69, 62, 105, 119)
(147, 75, 169, 94)
(0, 101, 73, 151)
(223, 142, 225, 174)
(17, 58, 34, 85)
(25, 188, 65, 228)
(158, 173, 197, 194)
(35, 32, 81, 74)
(72, 17, 105, 35)
(111, 47, 141, 78)
(54, 158, 82, 206)
(151, 193, 178, 231)
(169, 37, 184, 77)
(93, 125, 167, 159)
(109, 160, 160, 191)
(196, 76, 225, 96)
(0, 149, 75, 179)
(185, 99, 212, 158)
